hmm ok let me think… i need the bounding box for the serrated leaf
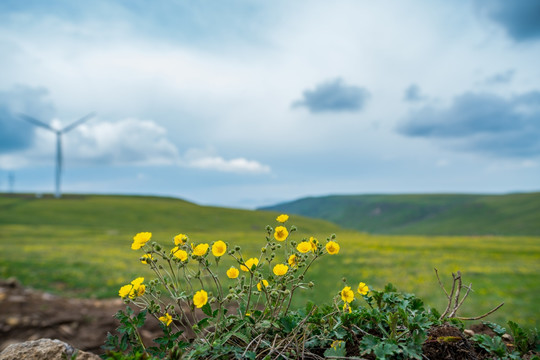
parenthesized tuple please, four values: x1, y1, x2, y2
(201, 303, 213, 317)
(399, 342, 423, 360)
(373, 342, 399, 360)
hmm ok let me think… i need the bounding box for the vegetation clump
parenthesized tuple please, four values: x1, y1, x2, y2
(103, 216, 540, 359)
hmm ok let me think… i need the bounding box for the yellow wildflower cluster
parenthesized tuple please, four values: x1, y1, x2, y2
(121, 213, 348, 337)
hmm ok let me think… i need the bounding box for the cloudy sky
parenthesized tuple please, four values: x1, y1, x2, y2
(1, 0, 539, 208)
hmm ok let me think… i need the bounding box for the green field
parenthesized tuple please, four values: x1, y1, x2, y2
(260, 192, 540, 235)
(1, 194, 539, 328)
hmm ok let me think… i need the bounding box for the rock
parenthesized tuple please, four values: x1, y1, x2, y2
(463, 329, 475, 337)
(0, 338, 100, 360)
(502, 333, 513, 342)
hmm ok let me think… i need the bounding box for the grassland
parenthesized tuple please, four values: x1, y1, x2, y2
(260, 192, 540, 235)
(1, 194, 539, 328)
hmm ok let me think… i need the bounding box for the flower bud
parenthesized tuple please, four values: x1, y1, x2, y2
(290, 226, 297, 232)
(342, 277, 347, 283)
(235, 246, 241, 251)
(276, 244, 282, 249)
(308, 282, 314, 288)
(154, 244, 162, 251)
(261, 248, 267, 253)
(299, 275, 304, 280)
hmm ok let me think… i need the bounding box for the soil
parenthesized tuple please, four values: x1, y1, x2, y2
(0, 278, 162, 355)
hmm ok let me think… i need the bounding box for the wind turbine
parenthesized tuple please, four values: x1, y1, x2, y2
(19, 112, 96, 198)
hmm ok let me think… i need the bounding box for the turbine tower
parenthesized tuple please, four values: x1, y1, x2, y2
(19, 112, 96, 198)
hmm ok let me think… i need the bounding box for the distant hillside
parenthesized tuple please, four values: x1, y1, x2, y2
(259, 193, 540, 235)
(0, 193, 341, 235)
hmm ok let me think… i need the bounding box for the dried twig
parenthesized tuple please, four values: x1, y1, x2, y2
(449, 283, 473, 317)
(457, 302, 505, 321)
(436, 269, 504, 322)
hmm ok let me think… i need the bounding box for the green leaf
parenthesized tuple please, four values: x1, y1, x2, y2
(399, 342, 423, 360)
(360, 334, 380, 353)
(279, 316, 297, 334)
(201, 303, 213, 317)
(483, 321, 506, 336)
(197, 317, 210, 330)
(373, 342, 399, 360)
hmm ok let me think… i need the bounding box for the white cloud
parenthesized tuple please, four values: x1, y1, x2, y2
(186, 156, 271, 174)
(183, 148, 271, 174)
(0, 116, 271, 174)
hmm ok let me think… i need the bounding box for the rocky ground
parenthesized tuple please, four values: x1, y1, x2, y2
(0, 278, 162, 355)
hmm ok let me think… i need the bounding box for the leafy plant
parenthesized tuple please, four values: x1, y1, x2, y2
(102, 215, 540, 359)
(507, 320, 540, 356)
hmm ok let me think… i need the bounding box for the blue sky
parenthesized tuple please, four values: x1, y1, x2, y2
(1, 0, 539, 208)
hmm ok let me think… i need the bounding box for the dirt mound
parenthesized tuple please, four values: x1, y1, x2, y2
(0, 278, 161, 355)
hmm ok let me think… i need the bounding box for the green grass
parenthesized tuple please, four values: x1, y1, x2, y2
(1, 194, 539, 329)
(259, 192, 540, 236)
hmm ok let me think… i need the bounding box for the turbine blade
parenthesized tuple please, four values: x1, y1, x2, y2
(18, 114, 55, 131)
(62, 112, 96, 133)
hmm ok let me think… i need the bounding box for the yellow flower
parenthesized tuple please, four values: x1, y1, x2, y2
(227, 267, 239, 279)
(158, 313, 173, 326)
(276, 214, 289, 223)
(288, 254, 298, 267)
(341, 286, 354, 303)
(309, 237, 318, 252)
(131, 277, 144, 287)
(297, 241, 311, 253)
(326, 241, 340, 255)
(241, 257, 259, 272)
(171, 247, 188, 261)
(119, 277, 146, 299)
(273, 264, 288, 276)
(192, 243, 209, 256)
(130, 277, 145, 298)
(131, 232, 152, 250)
(174, 233, 188, 245)
(134, 284, 145, 297)
(193, 289, 208, 308)
(212, 240, 227, 257)
(118, 284, 132, 298)
(331, 340, 344, 350)
(358, 282, 369, 295)
(257, 279, 269, 291)
(274, 226, 288, 241)
(343, 303, 352, 313)
(140, 254, 153, 264)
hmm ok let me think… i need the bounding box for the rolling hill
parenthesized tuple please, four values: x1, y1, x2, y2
(0, 193, 341, 234)
(259, 192, 540, 235)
